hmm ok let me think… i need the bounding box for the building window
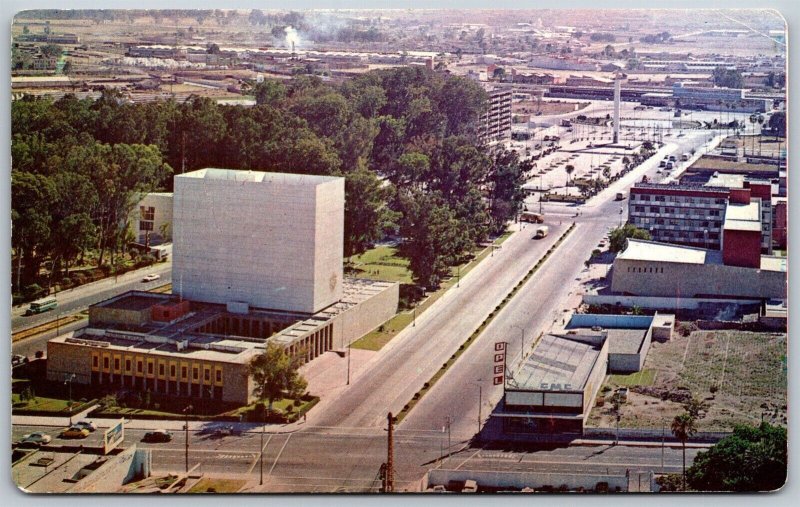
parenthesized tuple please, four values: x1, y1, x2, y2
(103, 357, 109, 369)
(140, 206, 155, 221)
(170, 365, 176, 377)
(159, 364, 165, 376)
(649, 206, 659, 213)
(193, 367, 199, 380)
(182, 366, 188, 379)
(93, 356, 99, 368)
(635, 206, 645, 212)
(114, 358, 120, 370)
(139, 220, 154, 232)
(216, 370, 222, 382)
(125, 360, 131, 371)
(148, 362, 154, 374)
(204, 369, 210, 381)
(137, 361, 143, 373)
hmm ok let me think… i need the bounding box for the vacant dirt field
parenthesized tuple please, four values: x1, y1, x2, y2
(587, 330, 787, 431)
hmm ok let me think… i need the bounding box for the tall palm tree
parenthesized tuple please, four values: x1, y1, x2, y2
(564, 165, 575, 188)
(671, 412, 697, 490)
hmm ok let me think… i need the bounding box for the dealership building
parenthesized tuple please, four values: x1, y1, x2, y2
(47, 169, 398, 405)
(497, 314, 674, 436)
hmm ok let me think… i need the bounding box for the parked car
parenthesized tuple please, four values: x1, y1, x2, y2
(142, 429, 173, 443)
(213, 425, 235, 437)
(73, 420, 97, 432)
(19, 432, 52, 446)
(60, 427, 90, 439)
(142, 273, 161, 282)
(12, 354, 28, 367)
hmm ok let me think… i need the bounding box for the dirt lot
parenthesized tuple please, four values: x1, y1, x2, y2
(587, 330, 787, 431)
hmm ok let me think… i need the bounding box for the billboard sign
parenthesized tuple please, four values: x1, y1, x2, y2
(103, 419, 125, 454)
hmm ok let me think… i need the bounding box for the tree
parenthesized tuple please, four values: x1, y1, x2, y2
(671, 412, 697, 490)
(686, 423, 787, 492)
(768, 111, 785, 137)
(683, 396, 710, 420)
(608, 224, 651, 252)
(253, 79, 287, 106)
(248, 343, 308, 416)
(712, 67, 743, 89)
(344, 162, 398, 258)
(564, 164, 575, 186)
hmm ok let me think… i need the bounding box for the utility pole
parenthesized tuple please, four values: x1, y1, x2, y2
(661, 419, 665, 470)
(65, 373, 76, 425)
(183, 404, 193, 473)
(259, 411, 265, 485)
(347, 340, 351, 385)
(385, 412, 394, 492)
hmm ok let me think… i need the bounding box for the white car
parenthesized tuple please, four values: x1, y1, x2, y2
(142, 274, 161, 282)
(73, 420, 97, 432)
(20, 432, 52, 446)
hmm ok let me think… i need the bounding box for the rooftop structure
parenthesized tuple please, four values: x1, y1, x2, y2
(48, 279, 399, 405)
(511, 334, 602, 392)
(612, 239, 786, 299)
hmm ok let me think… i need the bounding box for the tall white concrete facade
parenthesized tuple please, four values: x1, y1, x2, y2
(613, 74, 621, 144)
(172, 168, 344, 313)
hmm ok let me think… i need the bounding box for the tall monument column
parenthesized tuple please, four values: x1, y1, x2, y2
(613, 73, 621, 144)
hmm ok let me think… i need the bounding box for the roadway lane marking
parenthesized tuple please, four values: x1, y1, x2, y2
(454, 446, 484, 470)
(268, 434, 291, 477)
(247, 434, 273, 474)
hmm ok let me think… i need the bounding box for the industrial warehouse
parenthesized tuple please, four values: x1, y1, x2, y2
(46, 169, 399, 405)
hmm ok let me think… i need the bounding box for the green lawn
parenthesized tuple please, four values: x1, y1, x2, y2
(12, 394, 75, 413)
(608, 369, 656, 387)
(347, 246, 412, 284)
(351, 230, 516, 351)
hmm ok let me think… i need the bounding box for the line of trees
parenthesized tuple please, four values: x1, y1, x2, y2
(12, 67, 529, 295)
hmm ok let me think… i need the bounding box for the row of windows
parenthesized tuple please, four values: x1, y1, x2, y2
(627, 266, 665, 273)
(632, 205, 722, 217)
(92, 353, 223, 384)
(633, 217, 721, 229)
(633, 194, 727, 205)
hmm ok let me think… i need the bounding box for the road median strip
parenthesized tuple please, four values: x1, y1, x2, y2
(395, 223, 577, 423)
(12, 314, 86, 343)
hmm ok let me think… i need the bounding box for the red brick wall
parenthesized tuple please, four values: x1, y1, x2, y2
(152, 300, 190, 322)
(723, 229, 761, 268)
(728, 188, 752, 205)
(745, 182, 771, 201)
(773, 200, 787, 249)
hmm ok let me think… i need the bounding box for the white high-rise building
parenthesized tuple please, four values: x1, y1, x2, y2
(172, 168, 344, 313)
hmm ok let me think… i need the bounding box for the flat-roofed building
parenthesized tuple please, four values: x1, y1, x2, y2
(499, 334, 609, 435)
(479, 87, 512, 143)
(611, 239, 786, 299)
(173, 169, 344, 314)
(47, 278, 398, 405)
(128, 192, 172, 245)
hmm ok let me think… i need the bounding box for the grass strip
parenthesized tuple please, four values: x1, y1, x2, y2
(352, 230, 514, 351)
(394, 223, 577, 423)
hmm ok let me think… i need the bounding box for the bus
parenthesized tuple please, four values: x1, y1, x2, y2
(25, 297, 57, 316)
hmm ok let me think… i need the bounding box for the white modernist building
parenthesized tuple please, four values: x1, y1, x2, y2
(172, 168, 344, 314)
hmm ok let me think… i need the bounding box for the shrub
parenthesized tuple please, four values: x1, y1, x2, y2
(22, 283, 45, 300)
(71, 272, 87, 286)
(61, 277, 73, 289)
(293, 398, 302, 407)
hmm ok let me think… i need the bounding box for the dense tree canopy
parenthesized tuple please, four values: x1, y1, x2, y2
(12, 67, 526, 292)
(687, 423, 787, 492)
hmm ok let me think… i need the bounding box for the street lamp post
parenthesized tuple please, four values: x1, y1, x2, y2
(457, 265, 460, 288)
(65, 373, 76, 425)
(259, 411, 265, 485)
(511, 324, 525, 366)
(347, 340, 351, 385)
(183, 404, 193, 473)
(472, 381, 483, 435)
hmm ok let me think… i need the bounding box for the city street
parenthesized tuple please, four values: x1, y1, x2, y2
(11, 423, 702, 492)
